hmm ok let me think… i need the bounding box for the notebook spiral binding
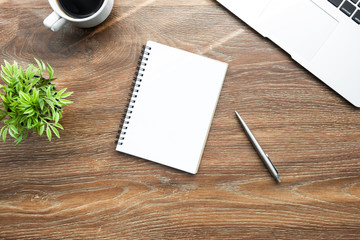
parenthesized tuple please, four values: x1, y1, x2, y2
(115, 45, 152, 145)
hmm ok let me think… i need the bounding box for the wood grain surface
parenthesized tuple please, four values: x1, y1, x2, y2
(1, 0, 360, 239)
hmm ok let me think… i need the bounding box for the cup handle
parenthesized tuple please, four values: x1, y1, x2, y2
(43, 11, 67, 32)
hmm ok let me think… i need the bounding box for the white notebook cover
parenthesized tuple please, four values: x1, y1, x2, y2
(116, 41, 228, 174)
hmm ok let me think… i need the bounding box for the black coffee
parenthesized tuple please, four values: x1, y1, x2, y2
(58, 0, 104, 18)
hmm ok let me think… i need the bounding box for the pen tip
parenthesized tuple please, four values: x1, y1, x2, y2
(275, 176, 281, 183)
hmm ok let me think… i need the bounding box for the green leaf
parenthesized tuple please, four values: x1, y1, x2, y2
(1, 126, 7, 142)
(34, 58, 42, 74)
(47, 63, 54, 79)
(8, 126, 17, 138)
(15, 135, 22, 145)
(25, 65, 34, 79)
(32, 117, 38, 127)
(54, 111, 59, 123)
(44, 98, 54, 109)
(24, 84, 32, 93)
(19, 115, 27, 125)
(0, 110, 7, 121)
(4, 60, 12, 75)
(43, 116, 52, 122)
(27, 118, 32, 129)
(50, 125, 60, 138)
(30, 77, 39, 87)
(19, 91, 31, 102)
(53, 122, 64, 130)
(39, 124, 45, 136)
(7, 112, 15, 118)
(55, 88, 66, 96)
(9, 125, 18, 135)
(4, 60, 10, 67)
(19, 66, 26, 80)
(32, 88, 39, 102)
(60, 91, 73, 98)
(39, 99, 44, 110)
(51, 107, 56, 118)
(1, 72, 11, 85)
(0, 94, 7, 103)
(1, 63, 10, 77)
(46, 125, 52, 141)
(12, 61, 18, 74)
(23, 108, 34, 115)
(46, 86, 51, 97)
(24, 129, 28, 138)
(42, 61, 46, 74)
(59, 99, 73, 105)
(19, 101, 31, 109)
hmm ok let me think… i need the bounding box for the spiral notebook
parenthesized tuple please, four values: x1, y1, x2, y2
(116, 41, 228, 174)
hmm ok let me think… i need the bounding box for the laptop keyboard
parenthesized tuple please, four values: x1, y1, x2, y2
(328, 0, 360, 24)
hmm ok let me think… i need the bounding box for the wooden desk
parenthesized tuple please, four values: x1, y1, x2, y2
(1, 0, 360, 239)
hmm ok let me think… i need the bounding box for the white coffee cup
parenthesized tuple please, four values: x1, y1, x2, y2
(43, 0, 114, 32)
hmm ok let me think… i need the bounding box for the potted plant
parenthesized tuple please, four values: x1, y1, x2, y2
(0, 59, 73, 145)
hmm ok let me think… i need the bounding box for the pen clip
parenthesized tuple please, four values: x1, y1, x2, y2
(266, 154, 278, 174)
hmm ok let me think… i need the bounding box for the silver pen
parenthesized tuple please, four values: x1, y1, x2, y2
(235, 111, 281, 183)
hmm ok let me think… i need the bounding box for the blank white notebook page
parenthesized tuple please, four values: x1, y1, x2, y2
(116, 40, 228, 174)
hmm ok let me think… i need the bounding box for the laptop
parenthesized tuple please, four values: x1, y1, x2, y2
(216, 0, 360, 107)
